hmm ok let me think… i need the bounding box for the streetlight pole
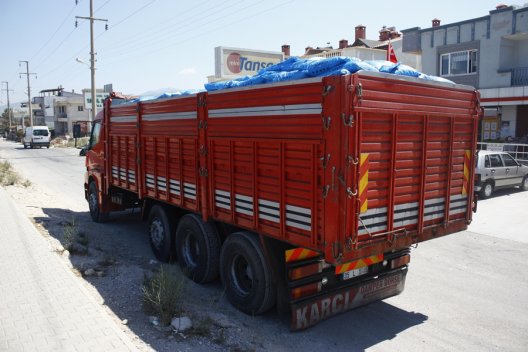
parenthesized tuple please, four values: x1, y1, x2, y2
(76, 0, 107, 124)
(19, 61, 36, 127)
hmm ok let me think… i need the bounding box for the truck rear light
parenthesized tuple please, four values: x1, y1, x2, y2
(291, 282, 322, 300)
(390, 254, 410, 269)
(288, 262, 323, 280)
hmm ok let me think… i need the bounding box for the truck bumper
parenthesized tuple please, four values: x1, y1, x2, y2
(291, 267, 407, 331)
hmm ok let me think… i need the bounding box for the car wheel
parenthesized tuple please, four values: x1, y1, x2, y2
(148, 205, 175, 262)
(176, 214, 220, 283)
(479, 181, 494, 199)
(521, 176, 528, 191)
(88, 181, 108, 222)
(220, 231, 276, 315)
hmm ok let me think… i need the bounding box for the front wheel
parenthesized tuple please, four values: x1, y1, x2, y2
(521, 176, 528, 191)
(220, 232, 276, 315)
(148, 205, 175, 262)
(88, 181, 108, 222)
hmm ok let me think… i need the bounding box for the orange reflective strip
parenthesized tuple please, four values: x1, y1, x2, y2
(462, 149, 471, 195)
(335, 254, 384, 274)
(285, 248, 320, 263)
(358, 153, 369, 213)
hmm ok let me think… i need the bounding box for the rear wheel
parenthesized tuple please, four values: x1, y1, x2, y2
(148, 205, 175, 262)
(175, 214, 220, 283)
(88, 181, 108, 222)
(220, 232, 276, 315)
(479, 181, 494, 199)
(521, 176, 528, 191)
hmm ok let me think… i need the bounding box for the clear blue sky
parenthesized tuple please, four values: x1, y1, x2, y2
(0, 0, 506, 104)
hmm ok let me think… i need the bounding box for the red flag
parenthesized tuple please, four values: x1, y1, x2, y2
(387, 40, 398, 63)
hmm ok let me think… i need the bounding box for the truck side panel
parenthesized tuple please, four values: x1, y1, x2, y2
(206, 79, 325, 249)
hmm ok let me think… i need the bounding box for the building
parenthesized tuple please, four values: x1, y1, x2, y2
(402, 4, 528, 142)
(33, 87, 89, 136)
(299, 25, 422, 70)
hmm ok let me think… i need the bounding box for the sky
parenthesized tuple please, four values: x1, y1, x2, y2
(0, 0, 510, 105)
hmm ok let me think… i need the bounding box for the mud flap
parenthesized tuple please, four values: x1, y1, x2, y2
(291, 267, 407, 331)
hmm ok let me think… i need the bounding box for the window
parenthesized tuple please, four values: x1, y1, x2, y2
(78, 105, 84, 112)
(440, 50, 478, 76)
(489, 154, 503, 168)
(58, 106, 66, 113)
(89, 121, 101, 148)
(501, 154, 518, 167)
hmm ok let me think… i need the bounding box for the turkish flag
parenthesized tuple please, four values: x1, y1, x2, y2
(387, 41, 398, 63)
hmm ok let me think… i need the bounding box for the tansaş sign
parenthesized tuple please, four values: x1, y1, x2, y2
(215, 46, 283, 79)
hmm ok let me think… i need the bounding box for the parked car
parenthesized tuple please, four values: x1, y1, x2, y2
(23, 126, 51, 149)
(475, 150, 528, 199)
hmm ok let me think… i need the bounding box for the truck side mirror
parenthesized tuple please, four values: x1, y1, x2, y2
(79, 146, 88, 156)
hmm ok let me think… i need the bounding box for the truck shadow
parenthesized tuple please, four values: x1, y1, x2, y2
(35, 207, 427, 351)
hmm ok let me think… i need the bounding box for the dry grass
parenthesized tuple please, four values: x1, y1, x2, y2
(0, 161, 21, 186)
(142, 265, 185, 326)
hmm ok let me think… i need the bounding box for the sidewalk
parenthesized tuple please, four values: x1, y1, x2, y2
(0, 188, 138, 351)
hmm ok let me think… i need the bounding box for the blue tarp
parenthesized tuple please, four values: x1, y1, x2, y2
(204, 57, 453, 92)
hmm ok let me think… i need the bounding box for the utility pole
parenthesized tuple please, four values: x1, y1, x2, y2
(1, 81, 13, 129)
(19, 61, 37, 127)
(76, 0, 108, 124)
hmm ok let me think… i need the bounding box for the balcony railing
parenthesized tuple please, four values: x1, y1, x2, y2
(511, 67, 528, 86)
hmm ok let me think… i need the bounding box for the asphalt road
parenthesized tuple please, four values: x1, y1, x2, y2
(1, 138, 527, 351)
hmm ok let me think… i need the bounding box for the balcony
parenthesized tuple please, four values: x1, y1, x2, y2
(511, 67, 528, 86)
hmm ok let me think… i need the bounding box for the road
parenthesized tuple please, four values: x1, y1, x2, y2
(1, 138, 527, 351)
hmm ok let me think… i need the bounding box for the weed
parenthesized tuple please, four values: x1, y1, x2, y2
(0, 161, 21, 186)
(62, 218, 89, 254)
(191, 317, 214, 337)
(98, 253, 117, 267)
(21, 179, 32, 188)
(142, 265, 185, 326)
(213, 328, 227, 345)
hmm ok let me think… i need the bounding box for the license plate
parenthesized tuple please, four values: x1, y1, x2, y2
(342, 266, 368, 280)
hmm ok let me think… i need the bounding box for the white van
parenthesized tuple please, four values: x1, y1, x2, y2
(23, 126, 51, 149)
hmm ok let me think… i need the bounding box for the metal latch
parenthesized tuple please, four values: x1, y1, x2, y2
(342, 113, 354, 127)
(322, 116, 332, 130)
(199, 168, 208, 177)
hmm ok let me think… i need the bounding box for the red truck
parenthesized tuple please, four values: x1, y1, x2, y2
(83, 71, 480, 330)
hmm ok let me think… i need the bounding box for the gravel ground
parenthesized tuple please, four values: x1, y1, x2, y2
(3, 176, 296, 351)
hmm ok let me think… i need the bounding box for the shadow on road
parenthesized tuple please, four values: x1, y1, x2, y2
(33, 206, 428, 350)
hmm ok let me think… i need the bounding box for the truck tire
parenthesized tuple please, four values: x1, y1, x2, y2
(479, 181, 494, 199)
(521, 176, 528, 191)
(220, 231, 276, 315)
(175, 214, 220, 283)
(148, 205, 175, 262)
(88, 181, 108, 223)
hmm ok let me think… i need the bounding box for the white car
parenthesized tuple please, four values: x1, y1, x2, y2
(23, 126, 51, 149)
(474, 150, 528, 198)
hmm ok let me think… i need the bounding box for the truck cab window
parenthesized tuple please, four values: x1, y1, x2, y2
(89, 122, 101, 148)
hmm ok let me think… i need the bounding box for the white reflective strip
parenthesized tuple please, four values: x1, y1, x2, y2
(235, 194, 253, 203)
(259, 213, 280, 223)
(185, 194, 196, 200)
(450, 194, 468, 201)
(170, 179, 181, 186)
(393, 218, 418, 228)
(111, 115, 136, 123)
(423, 213, 444, 221)
(286, 221, 311, 231)
(259, 208, 280, 217)
(258, 199, 279, 209)
(425, 197, 445, 206)
(393, 209, 419, 221)
(208, 103, 322, 118)
(215, 189, 230, 197)
(450, 199, 468, 208)
(146, 173, 154, 179)
(358, 225, 387, 235)
(235, 201, 253, 211)
(424, 204, 445, 214)
(184, 182, 196, 190)
(359, 215, 388, 227)
(157, 176, 166, 182)
(450, 208, 467, 215)
(158, 186, 167, 191)
(236, 207, 254, 216)
(361, 207, 388, 218)
(285, 204, 311, 216)
(216, 202, 230, 210)
(394, 202, 418, 211)
(142, 112, 197, 121)
(285, 213, 311, 224)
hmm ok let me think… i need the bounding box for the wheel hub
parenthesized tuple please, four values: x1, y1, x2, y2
(150, 219, 165, 250)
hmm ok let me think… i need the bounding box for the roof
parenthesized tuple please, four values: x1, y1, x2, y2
(351, 37, 401, 49)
